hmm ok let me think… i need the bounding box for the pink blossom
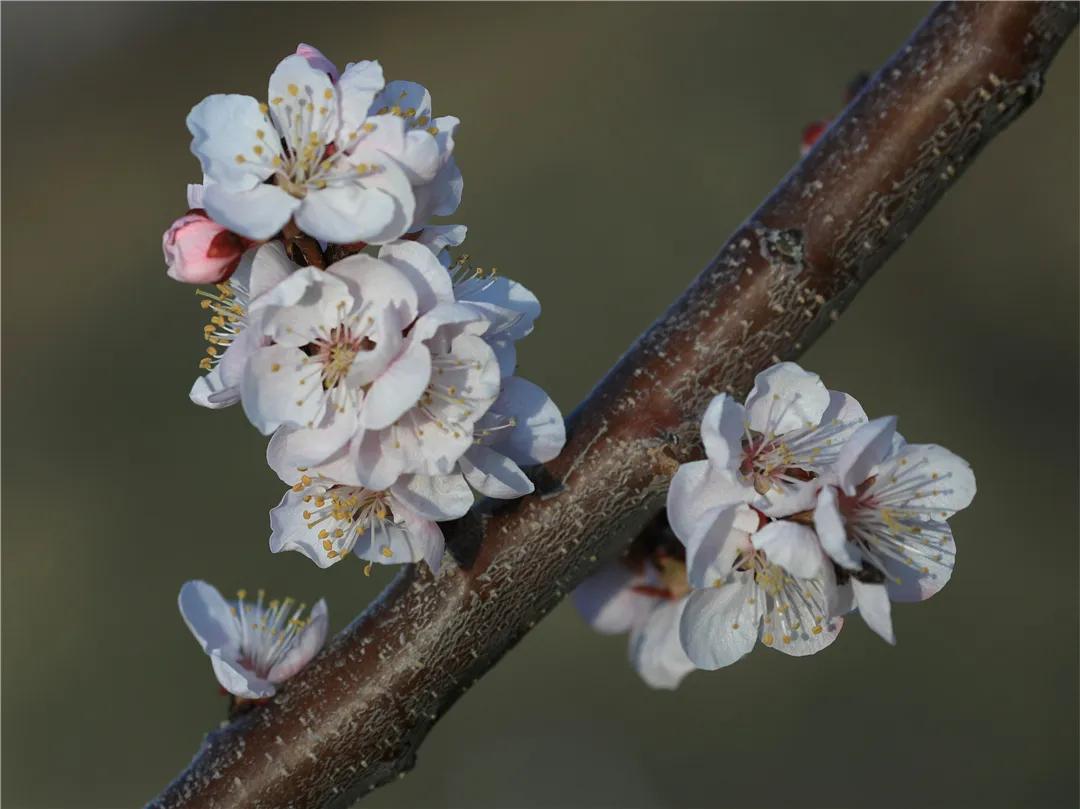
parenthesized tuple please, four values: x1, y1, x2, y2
(163, 209, 250, 284)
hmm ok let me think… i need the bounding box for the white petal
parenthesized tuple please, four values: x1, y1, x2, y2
(701, 394, 745, 470)
(821, 390, 868, 425)
(679, 579, 759, 670)
(683, 504, 749, 590)
(267, 599, 328, 683)
(255, 267, 352, 346)
(571, 562, 652, 636)
(210, 654, 275, 699)
(269, 488, 344, 569)
(373, 80, 433, 122)
(389, 473, 474, 521)
(413, 155, 462, 225)
(378, 240, 454, 313)
(836, 416, 898, 495)
(813, 485, 863, 570)
(852, 579, 895, 644)
(178, 580, 240, 656)
(203, 182, 300, 241)
(629, 598, 696, 690)
(296, 44, 340, 81)
(190, 367, 239, 410)
(353, 501, 444, 569)
(481, 376, 565, 465)
(456, 276, 540, 341)
(338, 59, 385, 133)
(360, 340, 431, 431)
(241, 345, 323, 435)
(416, 224, 467, 255)
(666, 461, 748, 545)
(267, 54, 339, 141)
(266, 398, 358, 468)
(346, 147, 415, 244)
(397, 506, 446, 573)
(460, 445, 534, 498)
(892, 443, 976, 517)
(751, 521, 825, 579)
(327, 253, 418, 326)
(238, 241, 296, 301)
(744, 362, 831, 436)
(766, 569, 844, 658)
(295, 185, 397, 245)
(351, 428, 408, 490)
(882, 522, 956, 603)
(186, 94, 276, 190)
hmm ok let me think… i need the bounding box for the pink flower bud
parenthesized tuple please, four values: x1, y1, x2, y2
(163, 210, 249, 284)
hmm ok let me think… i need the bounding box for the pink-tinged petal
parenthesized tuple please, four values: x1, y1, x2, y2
(327, 253, 418, 325)
(267, 599, 328, 682)
(210, 654, 276, 699)
(629, 598, 696, 690)
(294, 185, 396, 245)
(241, 345, 322, 435)
(666, 461, 748, 545)
(814, 485, 863, 570)
(203, 182, 300, 241)
(190, 367, 239, 410)
(683, 504, 750, 590)
(852, 579, 895, 644)
(295, 44, 340, 82)
(378, 240, 454, 313)
(679, 577, 759, 670)
(836, 416, 897, 495)
(701, 394, 746, 471)
(460, 445, 534, 498)
(360, 340, 431, 431)
(572, 562, 652, 635)
(186, 94, 277, 190)
(751, 521, 825, 579)
(744, 362, 831, 436)
(338, 60, 385, 133)
(178, 581, 241, 656)
(389, 473, 473, 521)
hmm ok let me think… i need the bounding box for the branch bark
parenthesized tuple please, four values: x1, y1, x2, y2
(151, 3, 1077, 807)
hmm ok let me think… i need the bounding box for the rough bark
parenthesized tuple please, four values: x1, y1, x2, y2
(150, 3, 1078, 807)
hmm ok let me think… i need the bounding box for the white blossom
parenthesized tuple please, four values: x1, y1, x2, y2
(813, 416, 976, 643)
(178, 580, 327, 698)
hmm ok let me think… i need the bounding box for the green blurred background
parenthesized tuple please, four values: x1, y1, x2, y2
(2, 3, 1077, 807)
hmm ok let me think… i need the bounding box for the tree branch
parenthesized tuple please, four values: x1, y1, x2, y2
(150, 4, 1077, 807)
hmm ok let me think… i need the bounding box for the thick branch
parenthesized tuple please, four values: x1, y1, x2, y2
(151, 4, 1077, 807)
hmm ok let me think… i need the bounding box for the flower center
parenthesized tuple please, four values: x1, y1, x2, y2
(292, 477, 400, 566)
(231, 588, 313, 678)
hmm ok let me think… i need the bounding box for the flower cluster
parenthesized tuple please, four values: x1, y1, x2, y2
(574, 363, 975, 688)
(168, 45, 564, 697)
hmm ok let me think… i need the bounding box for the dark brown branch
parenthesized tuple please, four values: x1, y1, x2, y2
(150, 4, 1077, 807)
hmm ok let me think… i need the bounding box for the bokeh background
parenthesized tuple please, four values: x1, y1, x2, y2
(2, 3, 1077, 808)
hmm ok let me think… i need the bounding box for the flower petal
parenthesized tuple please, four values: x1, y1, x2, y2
(666, 461, 748, 545)
(852, 579, 895, 644)
(701, 394, 745, 470)
(572, 561, 652, 636)
(267, 53, 339, 141)
(744, 362, 831, 436)
(338, 59, 385, 133)
(813, 485, 863, 570)
(481, 376, 565, 465)
(236, 241, 296, 301)
(190, 366, 239, 410)
(178, 580, 240, 655)
(360, 340, 431, 431)
(210, 654, 276, 699)
(241, 345, 323, 435)
(269, 488, 343, 569)
(203, 182, 300, 241)
(378, 239, 454, 314)
(683, 504, 750, 590)
(389, 473, 474, 521)
(327, 253, 419, 326)
(186, 94, 276, 190)
(891, 443, 976, 517)
(460, 445, 534, 498)
(751, 520, 825, 579)
(629, 598, 696, 690)
(295, 185, 398, 245)
(295, 44, 340, 81)
(835, 416, 898, 495)
(679, 578, 759, 670)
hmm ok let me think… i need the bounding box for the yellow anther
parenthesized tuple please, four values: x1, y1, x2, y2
(762, 633, 774, 646)
(322, 539, 333, 551)
(234, 154, 246, 164)
(259, 103, 269, 114)
(362, 123, 376, 133)
(327, 550, 339, 558)
(323, 88, 334, 100)
(381, 547, 393, 558)
(811, 626, 823, 635)
(287, 83, 299, 96)
(271, 363, 281, 373)
(426, 126, 439, 135)
(237, 589, 247, 599)
(254, 145, 264, 156)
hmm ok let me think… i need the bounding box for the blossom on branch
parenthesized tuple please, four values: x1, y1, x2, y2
(178, 580, 328, 698)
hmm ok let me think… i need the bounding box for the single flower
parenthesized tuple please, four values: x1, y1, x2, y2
(812, 416, 976, 643)
(686, 362, 867, 516)
(178, 580, 328, 698)
(572, 528, 695, 690)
